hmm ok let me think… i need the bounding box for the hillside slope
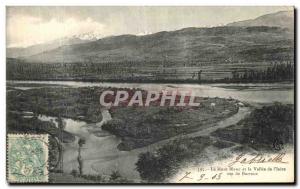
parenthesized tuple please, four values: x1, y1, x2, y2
(7, 36, 94, 58)
(227, 10, 294, 29)
(22, 26, 293, 64)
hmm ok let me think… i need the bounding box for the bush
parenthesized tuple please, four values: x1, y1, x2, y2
(136, 136, 211, 182)
(70, 169, 78, 177)
(243, 102, 294, 149)
(109, 170, 122, 181)
(212, 103, 294, 151)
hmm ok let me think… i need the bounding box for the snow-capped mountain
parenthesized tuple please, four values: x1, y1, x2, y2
(73, 32, 103, 41)
(7, 33, 100, 58)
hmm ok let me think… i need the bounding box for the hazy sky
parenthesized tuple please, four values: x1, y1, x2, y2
(7, 6, 293, 47)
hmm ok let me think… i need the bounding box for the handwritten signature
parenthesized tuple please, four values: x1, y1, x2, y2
(228, 152, 288, 167)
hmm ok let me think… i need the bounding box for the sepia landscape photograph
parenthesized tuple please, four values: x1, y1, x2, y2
(6, 6, 295, 184)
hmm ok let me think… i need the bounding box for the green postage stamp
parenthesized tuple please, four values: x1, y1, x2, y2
(7, 134, 49, 183)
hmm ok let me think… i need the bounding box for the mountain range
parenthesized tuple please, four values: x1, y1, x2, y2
(227, 10, 294, 29)
(7, 10, 294, 65)
(6, 33, 100, 58)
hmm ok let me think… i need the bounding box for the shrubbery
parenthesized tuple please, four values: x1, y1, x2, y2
(213, 103, 294, 151)
(69, 170, 130, 183)
(135, 136, 211, 182)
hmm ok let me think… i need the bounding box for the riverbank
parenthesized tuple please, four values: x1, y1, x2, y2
(7, 80, 294, 104)
(7, 78, 294, 84)
(212, 103, 294, 151)
(6, 81, 294, 182)
(134, 102, 294, 182)
(102, 97, 240, 150)
(7, 85, 106, 123)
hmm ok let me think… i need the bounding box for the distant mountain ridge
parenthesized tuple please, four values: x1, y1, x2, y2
(7, 35, 97, 58)
(227, 10, 294, 29)
(7, 10, 294, 64)
(20, 26, 293, 64)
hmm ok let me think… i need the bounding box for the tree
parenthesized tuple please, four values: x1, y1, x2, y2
(56, 116, 66, 134)
(135, 152, 162, 182)
(55, 116, 66, 173)
(109, 171, 122, 181)
(197, 70, 202, 82)
(78, 138, 86, 175)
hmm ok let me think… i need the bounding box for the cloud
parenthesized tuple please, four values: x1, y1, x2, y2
(7, 15, 106, 47)
(7, 6, 293, 48)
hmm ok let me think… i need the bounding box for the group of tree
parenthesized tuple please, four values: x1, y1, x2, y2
(229, 62, 294, 82)
(135, 136, 211, 182)
(212, 103, 294, 151)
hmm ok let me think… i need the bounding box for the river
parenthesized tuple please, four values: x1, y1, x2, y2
(8, 80, 294, 103)
(8, 80, 294, 180)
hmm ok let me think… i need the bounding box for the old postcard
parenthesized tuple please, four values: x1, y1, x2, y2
(6, 6, 295, 184)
